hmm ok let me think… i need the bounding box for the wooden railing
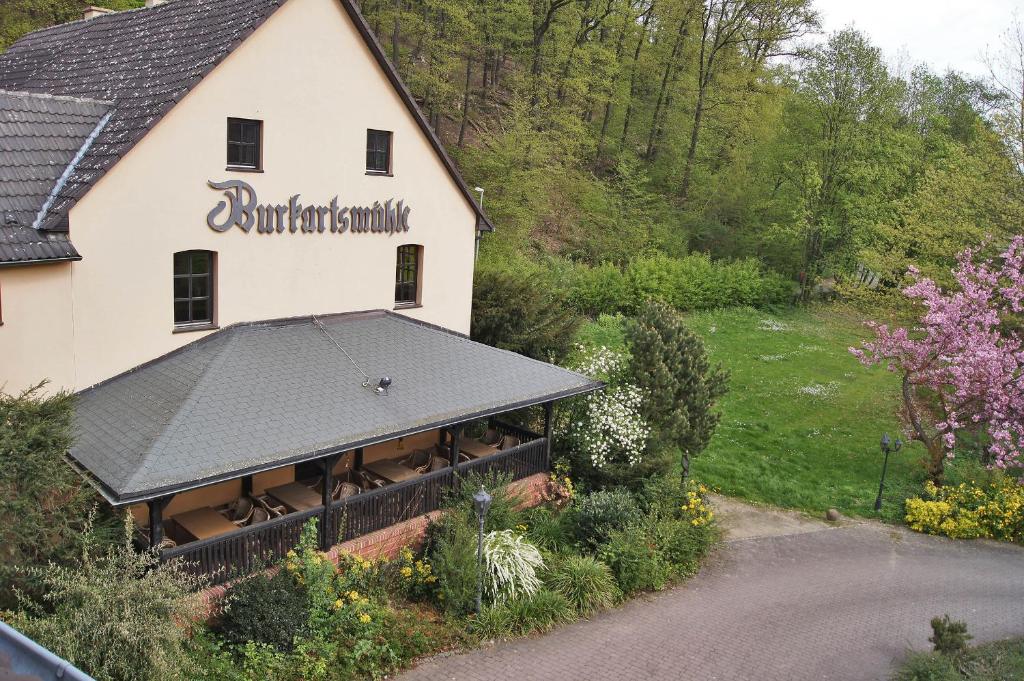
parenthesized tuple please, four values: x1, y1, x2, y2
(458, 437, 547, 481)
(330, 467, 455, 543)
(161, 506, 322, 584)
(162, 427, 548, 586)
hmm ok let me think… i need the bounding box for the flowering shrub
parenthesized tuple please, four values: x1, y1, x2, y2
(852, 236, 1024, 480)
(563, 345, 650, 469)
(681, 481, 714, 528)
(391, 547, 437, 601)
(541, 461, 575, 508)
(905, 478, 1024, 542)
(482, 530, 544, 602)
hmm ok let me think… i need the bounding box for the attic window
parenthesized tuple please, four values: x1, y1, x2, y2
(366, 129, 392, 174)
(227, 118, 262, 170)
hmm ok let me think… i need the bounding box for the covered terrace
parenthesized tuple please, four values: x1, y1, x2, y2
(69, 310, 601, 583)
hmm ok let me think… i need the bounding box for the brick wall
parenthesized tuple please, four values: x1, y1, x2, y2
(200, 472, 549, 614)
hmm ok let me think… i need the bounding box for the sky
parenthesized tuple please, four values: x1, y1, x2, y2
(811, 0, 1022, 78)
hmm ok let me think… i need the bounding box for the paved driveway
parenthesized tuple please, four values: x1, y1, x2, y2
(398, 523, 1024, 681)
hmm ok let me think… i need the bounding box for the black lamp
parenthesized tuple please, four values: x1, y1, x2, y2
(875, 433, 903, 511)
(473, 486, 492, 615)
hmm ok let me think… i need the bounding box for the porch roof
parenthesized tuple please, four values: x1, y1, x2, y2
(70, 310, 601, 505)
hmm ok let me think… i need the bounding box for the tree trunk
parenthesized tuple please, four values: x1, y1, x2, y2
(645, 12, 687, 159)
(458, 55, 473, 148)
(679, 81, 706, 201)
(391, 0, 401, 65)
(902, 374, 945, 485)
(619, 5, 653, 150)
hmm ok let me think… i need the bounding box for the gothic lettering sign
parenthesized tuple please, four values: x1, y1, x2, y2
(206, 179, 412, 235)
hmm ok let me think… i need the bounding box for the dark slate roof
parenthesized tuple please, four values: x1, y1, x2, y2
(71, 310, 601, 504)
(0, 90, 110, 264)
(0, 221, 80, 265)
(0, 0, 494, 233)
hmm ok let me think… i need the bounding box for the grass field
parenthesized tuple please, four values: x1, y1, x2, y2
(578, 305, 933, 523)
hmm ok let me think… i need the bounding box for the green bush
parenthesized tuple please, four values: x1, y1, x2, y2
(929, 615, 972, 657)
(473, 589, 574, 640)
(0, 385, 117, 607)
(471, 266, 582, 362)
(636, 475, 690, 517)
(573, 489, 642, 549)
(216, 569, 309, 652)
(624, 253, 789, 313)
(545, 555, 619, 616)
(11, 522, 206, 681)
(598, 526, 672, 596)
(569, 262, 631, 317)
(423, 515, 479, 616)
(649, 516, 715, 578)
(522, 506, 575, 552)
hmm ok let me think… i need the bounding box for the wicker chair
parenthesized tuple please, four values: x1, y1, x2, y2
(357, 469, 387, 490)
(252, 494, 286, 518)
(227, 496, 255, 527)
(336, 482, 361, 499)
(250, 507, 270, 524)
(500, 435, 521, 450)
(403, 448, 433, 474)
(480, 428, 502, 446)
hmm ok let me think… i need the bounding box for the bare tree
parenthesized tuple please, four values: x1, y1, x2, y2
(986, 12, 1024, 177)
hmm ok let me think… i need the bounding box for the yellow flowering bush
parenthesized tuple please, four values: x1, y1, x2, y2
(680, 481, 714, 528)
(905, 478, 1024, 542)
(391, 546, 437, 601)
(542, 462, 576, 508)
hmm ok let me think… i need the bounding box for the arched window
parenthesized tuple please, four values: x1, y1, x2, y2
(395, 244, 422, 307)
(173, 250, 215, 327)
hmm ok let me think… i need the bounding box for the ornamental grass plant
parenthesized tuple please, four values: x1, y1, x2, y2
(544, 555, 620, 616)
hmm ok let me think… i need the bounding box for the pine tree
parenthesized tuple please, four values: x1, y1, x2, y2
(627, 300, 728, 480)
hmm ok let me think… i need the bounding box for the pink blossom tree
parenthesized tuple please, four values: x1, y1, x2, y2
(850, 236, 1024, 483)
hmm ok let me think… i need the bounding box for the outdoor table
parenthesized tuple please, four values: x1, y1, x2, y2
(266, 482, 322, 512)
(459, 439, 500, 459)
(363, 459, 420, 483)
(173, 507, 238, 541)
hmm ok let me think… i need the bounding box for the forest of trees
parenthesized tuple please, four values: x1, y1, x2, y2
(5, 0, 1024, 292)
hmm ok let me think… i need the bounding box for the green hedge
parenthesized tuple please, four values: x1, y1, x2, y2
(568, 253, 791, 317)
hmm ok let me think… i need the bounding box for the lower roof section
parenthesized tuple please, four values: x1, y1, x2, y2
(70, 310, 602, 505)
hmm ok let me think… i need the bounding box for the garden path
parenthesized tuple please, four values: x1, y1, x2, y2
(397, 502, 1024, 681)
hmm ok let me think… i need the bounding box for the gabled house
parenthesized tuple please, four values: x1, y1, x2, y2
(0, 0, 601, 582)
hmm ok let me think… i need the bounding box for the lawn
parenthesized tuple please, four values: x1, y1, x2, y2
(578, 305, 931, 522)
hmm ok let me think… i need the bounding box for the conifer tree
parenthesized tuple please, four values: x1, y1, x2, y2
(627, 300, 728, 480)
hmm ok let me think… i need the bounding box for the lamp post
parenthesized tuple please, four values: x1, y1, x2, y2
(874, 433, 902, 511)
(473, 485, 492, 616)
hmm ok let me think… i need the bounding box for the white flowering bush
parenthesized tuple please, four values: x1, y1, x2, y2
(563, 345, 650, 470)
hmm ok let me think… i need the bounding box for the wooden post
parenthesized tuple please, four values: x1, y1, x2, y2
(319, 454, 342, 551)
(241, 475, 253, 497)
(354, 447, 364, 471)
(543, 401, 554, 471)
(147, 495, 174, 551)
(450, 424, 462, 470)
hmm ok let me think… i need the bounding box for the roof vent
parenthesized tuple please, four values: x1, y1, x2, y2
(145, 0, 167, 6)
(82, 6, 115, 20)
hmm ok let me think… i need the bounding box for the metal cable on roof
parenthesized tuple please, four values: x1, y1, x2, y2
(312, 315, 372, 387)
